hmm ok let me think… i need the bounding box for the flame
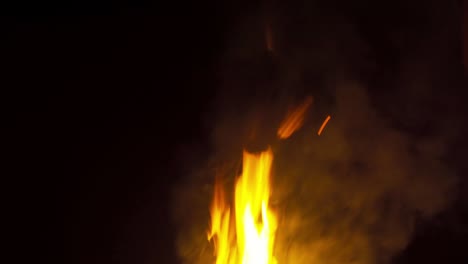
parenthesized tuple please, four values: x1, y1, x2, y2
(317, 115, 331, 136)
(208, 149, 278, 264)
(208, 175, 232, 264)
(208, 97, 315, 264)
(277, 96, 313, 139)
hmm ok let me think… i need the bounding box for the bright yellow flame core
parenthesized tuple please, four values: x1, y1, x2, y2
(209, 148, 278, 264)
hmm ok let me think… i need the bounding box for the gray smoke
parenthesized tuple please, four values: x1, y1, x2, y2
(172, 2, 460, 264)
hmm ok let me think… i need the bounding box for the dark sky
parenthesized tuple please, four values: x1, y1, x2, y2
(6, 1, 467, 264)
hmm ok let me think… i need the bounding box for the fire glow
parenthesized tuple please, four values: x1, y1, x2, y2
(208, 98, 314, 264)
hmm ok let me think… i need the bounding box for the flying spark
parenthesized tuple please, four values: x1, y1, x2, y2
(317, 115, 331, 136)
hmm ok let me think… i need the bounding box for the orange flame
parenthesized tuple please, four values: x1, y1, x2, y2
(277, 96, 313, 139)
(317, 115, 331, 136)
(208, 149, 278, 264)
(208, 176, 232, 263)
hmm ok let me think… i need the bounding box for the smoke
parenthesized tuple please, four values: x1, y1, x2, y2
(270, 81, 457, 264)
(172, 2, 459, 264)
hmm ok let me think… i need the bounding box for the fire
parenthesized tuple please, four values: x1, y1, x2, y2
(208, 97, 315, 264)
(208, 149, 277, 264)
(208, 175, 232, 264)
(235, 149, 277, 264)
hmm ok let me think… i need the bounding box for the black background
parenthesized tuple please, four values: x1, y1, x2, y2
(5, 1, 467, 264)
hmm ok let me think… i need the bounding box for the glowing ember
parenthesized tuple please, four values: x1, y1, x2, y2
(208, 149, 277, 264)
(317, 115, 331, 136)
(277, 96, 313, 139)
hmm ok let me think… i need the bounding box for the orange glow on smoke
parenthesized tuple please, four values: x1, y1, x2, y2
(277, 96, 313, 139)
(317, 115, 331, 136)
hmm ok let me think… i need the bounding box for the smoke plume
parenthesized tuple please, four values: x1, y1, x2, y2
(172, 2, 459, 264)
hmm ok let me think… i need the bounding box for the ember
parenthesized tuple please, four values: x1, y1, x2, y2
(318, 115, 331, 136)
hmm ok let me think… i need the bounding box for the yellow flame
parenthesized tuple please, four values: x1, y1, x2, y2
(208, 149, 278, 264)
(208, 97, 314, 264)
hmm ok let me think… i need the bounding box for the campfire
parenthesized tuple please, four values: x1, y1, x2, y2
(173, 83, 455, 264)
(173, 11, 457, 264)
(207, 97, 328, 264)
